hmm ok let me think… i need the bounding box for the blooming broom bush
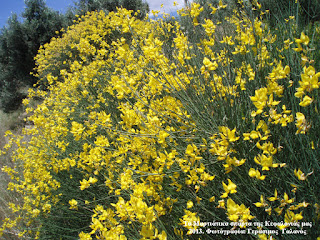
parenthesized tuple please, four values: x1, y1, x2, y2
(1, 1, 320, 239)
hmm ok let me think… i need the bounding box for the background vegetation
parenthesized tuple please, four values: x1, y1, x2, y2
(0, 0, 149, 113)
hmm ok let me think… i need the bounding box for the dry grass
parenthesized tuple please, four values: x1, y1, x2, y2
(0, 110, 24, 147)
(0, 109, 26, 240)
(0, 92, 40, 239)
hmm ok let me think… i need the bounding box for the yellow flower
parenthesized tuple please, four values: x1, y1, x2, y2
(250, 88, 268, 115)
(209, 196, 215, 202)
(71, 121, 85, 141)
(223, 156, 245, 173)
(203, 57, 218, 71)
(221, 179, 237, 198)
(254, 195, 268, 208)
(158, 130, 170, 144)
(280, 192, 294, 206)
(157, 231, 167, 240)
(219, 126, 240, 142)
(180, 210, 200, 231)
(311, 141, 315, 149)
(187, 200, 193, 209)
(42, 203, 52, 212)
(248, 168, 266, 180)
(80, 179, 90, 190)
(218, 0, 227, 9)
(217, 199, 225, 209)
(69, 199, 78, 210)
(293, 169, 313, 180)
(226, 198, 239, 221)
(254, 154, 278, 171)
(208, 4, 217, 14)
(268, 189, 278, 202)
(294, 168, 306, 180)
(243, 133, 250, 140)
(249, 168, 257, 177)
(265, 207, 272, 215)
(284, 39, 293, 49)
(226, 198, 254, 224)
(295, 112, 309, 134)
(256, 142, 277, 155)
(202, 19, 216, 36)
(140, 224, 154, 238)
(79, 232, 92, 240)
(249, 130, 260, 139)
(295, 32, 309, 46)
(299, 95, 313, 107)
(94, 135, 110, 147)
(284, 210, 303, 223)
(293, 43, 303, 52)
(295, 65, 320, 98)
(189, 3, 203, 26)
(258, 234, 269, 240)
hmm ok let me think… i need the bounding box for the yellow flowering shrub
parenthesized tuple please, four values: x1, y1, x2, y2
(1, 1, 320, 239)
